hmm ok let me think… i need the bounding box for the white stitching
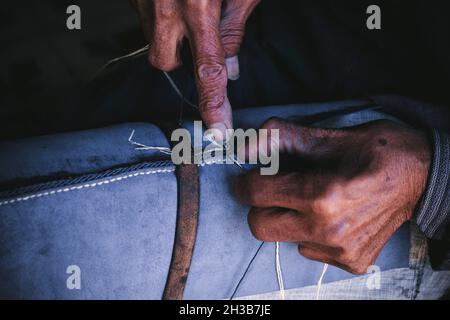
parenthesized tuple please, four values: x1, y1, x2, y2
(0, 168, 175, 207)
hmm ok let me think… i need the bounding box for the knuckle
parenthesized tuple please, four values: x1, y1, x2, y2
(196, 61, 227, 110)
(321, 229, 342, 246)
(185, 0, 207, 11)
(153, 0, 181, 21)
(311, 201, 339, 229)
(321, 219, 349, 246)
(311, 197, 331, 215)
(197, 61, 226, 83)
(311, 185, 344, 218)
(155, 7, 178, 21)
(261, 117, 284, 130)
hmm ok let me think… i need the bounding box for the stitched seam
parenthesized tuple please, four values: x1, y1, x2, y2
(0, 168, 175, 207)
(414, 129, 450, 239)
(424, 133, 450, 236)
(416, 130, 440, 227)
(0, 160, 174, 199)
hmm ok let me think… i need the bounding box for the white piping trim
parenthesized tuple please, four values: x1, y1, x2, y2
(0, 168, 175, 207)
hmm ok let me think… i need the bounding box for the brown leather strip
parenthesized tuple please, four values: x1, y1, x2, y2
(160, 122, 200, 300)
(163, 163, 199, 300)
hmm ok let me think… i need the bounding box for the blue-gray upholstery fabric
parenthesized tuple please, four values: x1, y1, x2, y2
(0, 123, 177, 299)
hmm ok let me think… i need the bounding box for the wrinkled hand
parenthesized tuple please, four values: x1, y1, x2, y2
(235, 118, 431, 274)
(132, 0, 260, 132)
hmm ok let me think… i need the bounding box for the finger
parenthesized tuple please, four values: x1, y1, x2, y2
(298, 241, 339, 256)
(299, 245, 367, 274)
(248, 207, 311, 242)
(235, 170, 304, 210)
(297, 246, 336, 265)
(147, 0, 185, 71)
(235, 168, 333, 212)
(220, 0, 260, 57)
(235, 120, 279, 163)
(239, 117, 349, 161)
(184, 0, 232, 133)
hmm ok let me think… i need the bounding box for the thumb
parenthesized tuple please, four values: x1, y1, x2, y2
(237, 117, 350, 162)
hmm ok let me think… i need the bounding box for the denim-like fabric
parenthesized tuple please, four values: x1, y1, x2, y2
(0, 123, 171, 190)
(0, 123, 177, 299)
(0, 165, 177, 299)
(0, 101, 444, 299)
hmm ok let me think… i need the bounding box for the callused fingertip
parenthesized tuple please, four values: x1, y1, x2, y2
(222, 95, 234, 129)
(207, 122, 228, 142)
(225, 56, 240, 80)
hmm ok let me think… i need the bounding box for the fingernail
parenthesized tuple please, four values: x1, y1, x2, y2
(208, 122, 228, 142)
(225, 56, 240, 81)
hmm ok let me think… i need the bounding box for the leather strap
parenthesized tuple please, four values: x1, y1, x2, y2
(160, 122, 200, 300)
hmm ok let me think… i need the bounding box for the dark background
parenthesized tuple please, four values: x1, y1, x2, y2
(0, 0, 145, 140)
(1, 0, 449, 141)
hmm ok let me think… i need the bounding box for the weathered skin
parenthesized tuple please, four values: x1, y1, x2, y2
(132, 0, 260, 132)
(235, 118, 431, 274)
(133, 2, 431, 274)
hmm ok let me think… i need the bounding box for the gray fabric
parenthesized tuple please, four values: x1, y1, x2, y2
(237, 211, 450, 300)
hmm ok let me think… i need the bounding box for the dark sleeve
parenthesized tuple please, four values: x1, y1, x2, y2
(414, 129, 450, 240)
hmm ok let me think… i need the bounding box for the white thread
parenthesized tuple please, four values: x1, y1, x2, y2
(128, 130, 172, 155)
(0, 168, 175, 207)
(162, 71, 199, 110)
(275, 242, 285, 300)
(204, 134, 243, 168)
(315, 263, 329, 300)
(91, 45, 150, 80)
(93, 45, 199, 111)
(130, 129, 242, 168)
